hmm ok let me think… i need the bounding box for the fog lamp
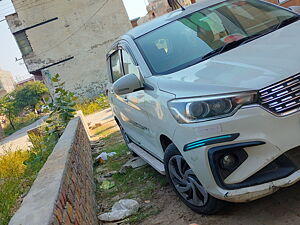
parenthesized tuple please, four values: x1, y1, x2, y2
(221, 154, 237, 169)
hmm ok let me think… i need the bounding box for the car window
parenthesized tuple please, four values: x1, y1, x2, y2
(121, 50, 140, 76)
(110, 50, 123, 82)
(136, 0, 298, 75)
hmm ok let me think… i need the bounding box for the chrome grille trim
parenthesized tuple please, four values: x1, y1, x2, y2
(259, 74, 300, 116)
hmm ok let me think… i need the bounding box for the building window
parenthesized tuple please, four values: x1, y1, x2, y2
(14, 31, 33, 56)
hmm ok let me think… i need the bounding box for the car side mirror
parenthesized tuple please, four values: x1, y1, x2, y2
(289, 6, 300, 14)
(112, 73, 143, 95)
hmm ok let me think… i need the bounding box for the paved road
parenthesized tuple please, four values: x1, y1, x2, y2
(0, 117, 47, 154)
(85, 108, 114, 125)
(0, 108, 113, 155)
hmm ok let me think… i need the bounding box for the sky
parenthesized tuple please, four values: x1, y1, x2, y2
(0, 0, 148, 81)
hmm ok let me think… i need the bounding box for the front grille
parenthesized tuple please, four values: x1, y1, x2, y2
(259, 74, 300, 116)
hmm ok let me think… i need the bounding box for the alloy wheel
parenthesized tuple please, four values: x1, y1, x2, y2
(168, 155, 209, 207)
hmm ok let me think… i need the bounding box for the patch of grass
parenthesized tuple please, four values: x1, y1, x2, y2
(3, 112, 41, 136)
(91, 123, 119, 139)
(93, 129, 168, 224)
(0, 129, 57, 225)
(128, 207, 161, 224)
(75, 94, 110, 115)
(0, 150, 30, 225)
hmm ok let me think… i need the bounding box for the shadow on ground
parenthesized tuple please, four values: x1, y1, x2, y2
(143, 177, 300, 225)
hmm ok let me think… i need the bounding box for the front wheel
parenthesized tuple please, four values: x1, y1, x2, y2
(164, 143, 225, 214)
(118, 123, 138, 157)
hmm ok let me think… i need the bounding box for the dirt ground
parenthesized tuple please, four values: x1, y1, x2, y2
(143, 182, 300, 225)
(89, 109, 300, 225)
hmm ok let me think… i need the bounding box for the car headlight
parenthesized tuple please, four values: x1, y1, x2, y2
(168, 92, 257, 123)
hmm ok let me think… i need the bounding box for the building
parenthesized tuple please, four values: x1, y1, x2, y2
(6, 0, 131, 98)
(0, 69, 15, 97)
(138, 0, 195, 24)
(139, 0, 300, 24)
(268, 0, 300, 6)
(16, 75, 35, 87)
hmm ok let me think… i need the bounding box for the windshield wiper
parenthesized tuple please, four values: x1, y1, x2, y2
(272, 16, 299, 32)
(201, 16, 299, 61)
(201, 37, 251, 60)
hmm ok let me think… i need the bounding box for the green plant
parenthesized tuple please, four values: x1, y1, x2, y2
(3, 113, 40, 136)
(46, 74, 77, 137)
(0, 130, 57, 225)
(75, 94, 110, 115)
(14, 81, 49, 113)
(25, 127, 57, 174)
(94, 127, 167, 224)
(0, 149, 30, 225)
(0, 94, 20, 130)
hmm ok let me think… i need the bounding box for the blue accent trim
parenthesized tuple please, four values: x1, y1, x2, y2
(186, 135, 232, 147)
(183, 133, 240, 152)
(185, 143, 205, 150)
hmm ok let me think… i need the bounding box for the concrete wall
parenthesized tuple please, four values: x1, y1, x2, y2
(9, 116, 97, 225)
(0, 69, 15, 97)
(138, 0, 192, 25)
(6, 0, 131, 98)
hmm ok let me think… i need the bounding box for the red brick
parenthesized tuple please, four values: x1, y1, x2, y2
(54, 208, 64, 224)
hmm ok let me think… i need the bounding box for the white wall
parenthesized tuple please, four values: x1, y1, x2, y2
(0, 69, 15, 96)
(7, 0, 131, 98)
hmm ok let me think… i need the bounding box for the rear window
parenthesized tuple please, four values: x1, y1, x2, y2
(135, 0, 297, 75)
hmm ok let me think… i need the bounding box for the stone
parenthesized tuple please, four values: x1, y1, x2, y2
(100, 180, 115, 190)
(89, 122, 102, 130)
(98, 199, 139, 222)
(119, 157, 147, 174)
(103, 171, 118, 178)
(95, 175, 106, 183)
(95, 166, 107, 174)
(90, 140, 105, 149)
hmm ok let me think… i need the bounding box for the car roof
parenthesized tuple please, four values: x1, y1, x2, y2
(126, 0, 227, 39)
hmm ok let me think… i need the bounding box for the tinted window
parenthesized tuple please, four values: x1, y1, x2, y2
(122, 50, 140, 76)
(136, 0, 297, 75)
(110, 50, 122, 82)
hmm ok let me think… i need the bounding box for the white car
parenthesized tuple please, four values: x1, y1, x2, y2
(106, 0, 300, 214)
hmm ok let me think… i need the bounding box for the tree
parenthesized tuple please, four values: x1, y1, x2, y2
(0, 94, 20, 130)
(14, 81, 49, 113)
(46, 74, 77, 137)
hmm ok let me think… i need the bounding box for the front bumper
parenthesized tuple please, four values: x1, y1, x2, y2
(172, 105, 300, 202)
(224, 169, 300, 202)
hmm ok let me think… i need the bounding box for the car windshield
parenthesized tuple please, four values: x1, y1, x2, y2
(135, 0, 299, 75)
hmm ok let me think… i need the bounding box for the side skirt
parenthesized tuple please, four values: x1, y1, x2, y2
(128, 142, 166, 175)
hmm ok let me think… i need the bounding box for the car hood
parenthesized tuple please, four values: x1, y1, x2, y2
(157, 21, 300, 98)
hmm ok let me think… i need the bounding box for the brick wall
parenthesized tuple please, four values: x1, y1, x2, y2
(9, 116, 98, 225)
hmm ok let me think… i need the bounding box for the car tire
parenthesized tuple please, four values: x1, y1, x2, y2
(164, 143, 225, 215)
(118, 123, 138, 157)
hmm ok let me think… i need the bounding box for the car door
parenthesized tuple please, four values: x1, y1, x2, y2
(118, 45, 160, 159)
(107, 48, 131, 132)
